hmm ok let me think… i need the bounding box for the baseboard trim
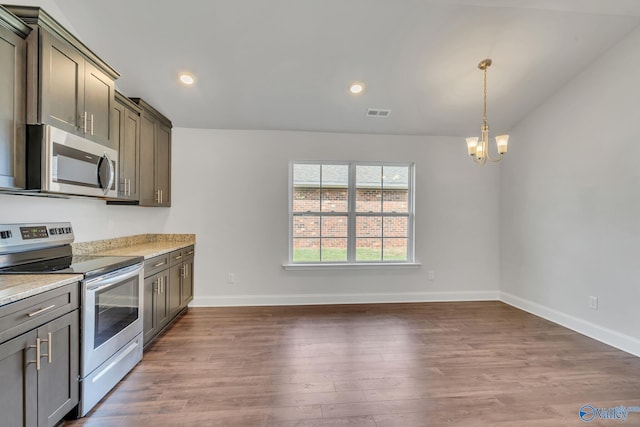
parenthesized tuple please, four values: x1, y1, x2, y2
(191, 290, 499, 307)
(500, 291, 640, 357)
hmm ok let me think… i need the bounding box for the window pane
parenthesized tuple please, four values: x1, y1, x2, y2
(293, 164, 320, 212)
(322, 216, 347, 237)
(356, 216, 381, 237)
(356, 238, 382, 261)
(293, 215, 320, 238)
(383, 217, 408, 238)
(321, 164, 348, 212)
(356, 165, 382, 212)
(321, 238, 347, 261)
(383, 238, 408, 261)
(321, 188, 348, 212)
(383, 166, 409, 213)
(293, 238, 320, 262)
(383, 188, 409, 213)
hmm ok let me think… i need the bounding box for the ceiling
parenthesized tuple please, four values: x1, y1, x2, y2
(51, 0, 640, 137)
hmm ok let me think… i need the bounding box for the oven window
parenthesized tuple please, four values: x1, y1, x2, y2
(94, 275, 139, 348)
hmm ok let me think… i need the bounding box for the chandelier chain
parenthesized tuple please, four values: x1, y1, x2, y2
(483, 65, 488, 125)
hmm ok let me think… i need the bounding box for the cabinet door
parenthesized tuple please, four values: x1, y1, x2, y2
(181, 257, 194, 307)
(155, 123, 171, 206)
(112, 100, 125, 197)
(168, 264, 182, 318)
(37, 310, 79, 427)
(122, 107, 140, 200)
(0, 329, 38, 427)
(0, 25, 27, 189)
(40, 30, 84, 134)
(84, 61, 114, 148)
(138, 113, 156, 206)
(143, 275, 157, 346)
(156, 270, 170, 332)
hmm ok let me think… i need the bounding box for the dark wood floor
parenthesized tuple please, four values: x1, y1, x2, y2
(66, 302, 640, 426)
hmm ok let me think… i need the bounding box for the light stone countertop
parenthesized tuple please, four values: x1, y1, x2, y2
(73, 234, 196, 259)
(0, 274, 82, 307)
(90, 241, 195, 259)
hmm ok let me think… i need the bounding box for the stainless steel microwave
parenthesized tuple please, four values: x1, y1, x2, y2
(26, 124, 118, 198)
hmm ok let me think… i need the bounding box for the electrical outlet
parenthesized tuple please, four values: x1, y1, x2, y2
(227, 273, 235, 284)
(589, 296, 598, 310)
(428, 270, 435, 281)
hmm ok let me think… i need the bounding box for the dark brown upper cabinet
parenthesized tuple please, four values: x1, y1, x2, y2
(0, 6, 30, 190)
(131, 98, 172, 207)
(5, 6, 119, 149)
(113, 91, 141, 201)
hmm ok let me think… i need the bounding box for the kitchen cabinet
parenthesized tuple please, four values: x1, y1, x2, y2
(142, 246, 194, 347)
(143, 269, 170, 347)
(113, 91, 141, 200)
(142, 253, 172, 347)
(0, 6, 30, 190)
(131, 98, 172, 207)
(169, 246, 195, 318)
(0, 283, 80, 427)
(5, 6, 119, 149)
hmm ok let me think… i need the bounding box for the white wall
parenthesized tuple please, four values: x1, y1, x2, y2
(172, 129, 500, 305)
(500, 25, 640, 355)
(1, 129, 501, 305)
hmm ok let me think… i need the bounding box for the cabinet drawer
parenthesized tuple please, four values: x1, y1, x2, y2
(170, 245, 194, 267)
(144, 254, 170, 277)
(0, 283, 79, 345)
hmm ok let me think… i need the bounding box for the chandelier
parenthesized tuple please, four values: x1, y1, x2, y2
(466, 58, 509, 164)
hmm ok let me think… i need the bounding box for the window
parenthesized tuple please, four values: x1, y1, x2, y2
(289, 162, 414, 264)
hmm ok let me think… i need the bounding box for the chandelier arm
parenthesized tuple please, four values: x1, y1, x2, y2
(486, 151, 503, 162)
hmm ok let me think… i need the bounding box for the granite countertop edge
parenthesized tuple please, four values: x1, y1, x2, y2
(73, 233, 196, 259)
(0, 274, 83, 307)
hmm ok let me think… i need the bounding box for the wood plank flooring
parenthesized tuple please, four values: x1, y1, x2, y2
(66, 302, 640, 426)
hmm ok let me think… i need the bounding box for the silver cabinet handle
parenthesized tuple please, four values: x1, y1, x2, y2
(40, 332, 52, 364)
(27, 304, 56, 317)
(81, 112, 87, 132)
(28, 338, 42, 371)
(90, 113, 94, 135)
(187, 250, 194, 255)
(153, 261, 166, 268)
(174, 255, 182, 260)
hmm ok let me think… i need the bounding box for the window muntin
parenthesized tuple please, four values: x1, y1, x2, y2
(290, 162, 414, 264)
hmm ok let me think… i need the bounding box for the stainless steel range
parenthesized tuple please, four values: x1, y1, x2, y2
(0, 222, 144, 417)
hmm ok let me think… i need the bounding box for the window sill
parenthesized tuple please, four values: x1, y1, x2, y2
(282, 262, 422, 271)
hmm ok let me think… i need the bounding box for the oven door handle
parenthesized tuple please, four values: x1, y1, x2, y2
(85, 264, 143, 292)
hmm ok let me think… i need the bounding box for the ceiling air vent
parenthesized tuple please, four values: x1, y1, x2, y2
(366, 108, 391, 118)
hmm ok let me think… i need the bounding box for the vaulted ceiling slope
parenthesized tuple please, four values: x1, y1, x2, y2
(50, 0, 640, 136)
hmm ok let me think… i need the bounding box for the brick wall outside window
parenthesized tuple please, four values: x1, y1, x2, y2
(293, 187, 408, 249)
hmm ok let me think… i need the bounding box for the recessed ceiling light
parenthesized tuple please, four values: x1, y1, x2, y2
(349, 81, 365, 95)
(179, 73, 195, 85)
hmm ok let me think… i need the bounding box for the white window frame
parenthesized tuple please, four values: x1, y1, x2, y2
(284, 161, 418, 269)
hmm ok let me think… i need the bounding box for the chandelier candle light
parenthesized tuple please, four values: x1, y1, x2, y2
(466, 58, 509, 164)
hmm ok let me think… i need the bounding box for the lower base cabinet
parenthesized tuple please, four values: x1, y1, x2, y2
(143, 245, 194, 347)
(0, 284, 79, 427)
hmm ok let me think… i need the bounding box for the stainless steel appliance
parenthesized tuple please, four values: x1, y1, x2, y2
(25, 125, 118, 198)
(0, 222, 143, 417)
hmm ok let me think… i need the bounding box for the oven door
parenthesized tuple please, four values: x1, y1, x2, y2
(82, 262, 143, 376)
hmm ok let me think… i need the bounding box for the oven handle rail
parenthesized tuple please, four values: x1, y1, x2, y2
(84, 263, 143, 291)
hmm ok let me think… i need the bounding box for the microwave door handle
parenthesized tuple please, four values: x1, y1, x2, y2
(97, 153, 115, 194)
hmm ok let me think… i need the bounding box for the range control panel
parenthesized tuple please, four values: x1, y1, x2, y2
(0, 222, 74, 253)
